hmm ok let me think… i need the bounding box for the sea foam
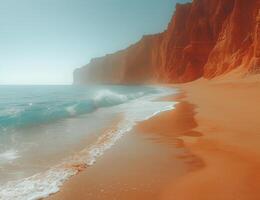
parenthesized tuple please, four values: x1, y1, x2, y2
(0, 86, 177, 200)
(0, 88, 149, 131)
(0, 149, 20, 164)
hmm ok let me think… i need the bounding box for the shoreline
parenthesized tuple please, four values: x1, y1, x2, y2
(0, 87, 176, 200)
(48, 74, 260, 200)
(162, 75, 260, 200)
(47, 92, 199, 200)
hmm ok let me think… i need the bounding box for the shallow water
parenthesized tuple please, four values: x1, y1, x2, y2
(0, 85, 177, 200)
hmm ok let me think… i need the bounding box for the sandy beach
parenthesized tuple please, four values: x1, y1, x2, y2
(47, 74, 260, 200)
(163, 74, 260, 200)
(47, 92, 194, 200)
(1, 0, 259, 199)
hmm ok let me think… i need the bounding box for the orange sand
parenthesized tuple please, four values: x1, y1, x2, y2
(163, 75, 260, 200)
(48, 74, 260, 200)
(47, 93, 198, 200)
(48, 132, 186, 200)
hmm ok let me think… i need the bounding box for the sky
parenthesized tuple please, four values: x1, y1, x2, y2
(0, 0, 189, 85)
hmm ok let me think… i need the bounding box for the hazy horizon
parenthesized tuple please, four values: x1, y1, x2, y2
(0, 0, 189, 85)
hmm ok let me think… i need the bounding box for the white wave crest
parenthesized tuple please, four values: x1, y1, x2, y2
(0, 87, 177, 200)
(93, 89, 129, 105)
(0, 149, 20, 164)
(65, 105, 77, 116)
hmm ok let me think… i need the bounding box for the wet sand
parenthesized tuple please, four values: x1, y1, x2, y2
(48, 74, 260, 200)
(47, 95, 200, 200)
(162, 75, 260, 200)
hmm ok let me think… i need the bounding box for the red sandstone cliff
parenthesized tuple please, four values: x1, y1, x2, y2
(74, 0, 260, 84)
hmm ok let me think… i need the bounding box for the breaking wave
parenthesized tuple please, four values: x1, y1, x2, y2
(0, 89, 152, 130)
(0, 85, 177, 200)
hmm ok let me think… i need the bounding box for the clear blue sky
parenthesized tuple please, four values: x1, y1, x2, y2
(0, 0, 189, 85)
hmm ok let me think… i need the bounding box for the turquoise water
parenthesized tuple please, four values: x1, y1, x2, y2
(0, 85, 157, 130)
(0, 85, 177, 200)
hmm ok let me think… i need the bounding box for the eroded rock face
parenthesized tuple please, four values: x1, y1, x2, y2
(250, 9, 260, 73)
(204, 0, 260, 77)
(74, 34, 163, 84)
(74, 0, 260, 84)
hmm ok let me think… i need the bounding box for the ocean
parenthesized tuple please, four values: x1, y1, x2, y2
(0, 85, 177, 200)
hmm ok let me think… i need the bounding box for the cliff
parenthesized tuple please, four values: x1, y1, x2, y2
(74, 0, 260, 84)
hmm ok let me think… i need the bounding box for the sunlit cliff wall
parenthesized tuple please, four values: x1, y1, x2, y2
(74, 0, 260, 84)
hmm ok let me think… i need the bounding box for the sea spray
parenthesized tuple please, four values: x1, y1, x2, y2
(0, 85, 177, 200)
